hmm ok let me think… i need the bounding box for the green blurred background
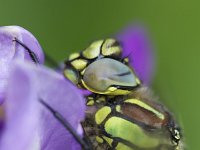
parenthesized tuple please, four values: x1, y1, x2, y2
(0, 0, 198, 149)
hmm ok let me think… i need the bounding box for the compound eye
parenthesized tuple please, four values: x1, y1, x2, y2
(82, 58, 139, 94)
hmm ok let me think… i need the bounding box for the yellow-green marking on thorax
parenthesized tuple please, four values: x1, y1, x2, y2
(68, 52, 80, 60)
(63, 69, 78, 84)
(82, 40, 103, 59)
(96, 136, 104, 144)
(125, 99, 165, 120)
(71, 59, 88, 70)
(116, 105, 121, 112)
(95, 106, 111, 125)
(116, 143, 134, 150)
(101, 39, 121, 56)
(104, 117, 160, 148)
(102, 136, 113, 146)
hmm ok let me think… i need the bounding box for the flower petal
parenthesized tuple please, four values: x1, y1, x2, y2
(37, 65, 85, 150)
(0, 60, 85, 150)
(117, 25, 155, 85)
(0, 26, 44, 103)
(0, 61, 40, 150)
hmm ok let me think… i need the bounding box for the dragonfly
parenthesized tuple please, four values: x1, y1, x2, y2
(16, 37, 183, 150)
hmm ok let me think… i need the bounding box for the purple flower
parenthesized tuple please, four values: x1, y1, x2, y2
(0, 60, 85, 150)
(0, 25, 155, 150)
(117, 25, 155, 85)
(0, 26, 44, 103)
